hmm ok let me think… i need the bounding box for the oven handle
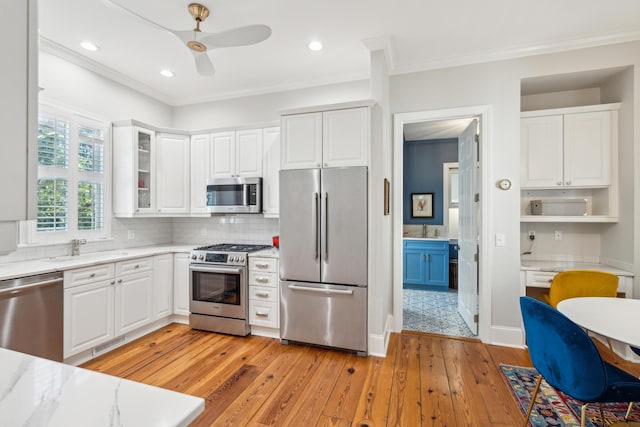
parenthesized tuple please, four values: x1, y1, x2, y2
(189, 265, 244, 275)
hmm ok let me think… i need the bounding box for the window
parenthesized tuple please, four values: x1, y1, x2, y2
(24, 105, 110, 244)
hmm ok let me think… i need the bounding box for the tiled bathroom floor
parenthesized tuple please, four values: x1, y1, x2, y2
(403, 286, 476, 338)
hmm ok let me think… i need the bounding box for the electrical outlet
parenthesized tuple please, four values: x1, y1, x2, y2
(127, 230, 135, 240)
(528, 230, 535, 240)
(554, 230, 562, 241)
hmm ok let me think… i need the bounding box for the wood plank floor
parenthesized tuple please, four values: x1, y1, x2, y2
(81, 324, 640, 427)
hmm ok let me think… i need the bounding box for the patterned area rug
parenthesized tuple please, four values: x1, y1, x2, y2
(500, 364, 640, 426)
(403, 287, 476, 338)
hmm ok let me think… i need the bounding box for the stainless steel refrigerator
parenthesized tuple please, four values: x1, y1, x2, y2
(279, 166, 367, 355)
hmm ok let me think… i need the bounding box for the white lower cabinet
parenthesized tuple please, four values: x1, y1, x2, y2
(64, 257, 155, 359)
(64, 277, 115, 359)
(248, 256, 279, 336)
(154, 254, 174, 319)
(173, 253, 190, 316)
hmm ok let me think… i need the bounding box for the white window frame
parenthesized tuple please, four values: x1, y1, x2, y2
(21, 103, 111, 245)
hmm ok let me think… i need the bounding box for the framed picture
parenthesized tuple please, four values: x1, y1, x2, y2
(411, 193, 433, 218)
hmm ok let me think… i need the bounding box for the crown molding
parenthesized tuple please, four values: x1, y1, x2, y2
(391, 29, 640, 76)
(40, 36, 174, 105)
(362, 35, 395, 73)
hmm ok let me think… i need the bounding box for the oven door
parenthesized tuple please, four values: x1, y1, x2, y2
(189, 264, 247, 320)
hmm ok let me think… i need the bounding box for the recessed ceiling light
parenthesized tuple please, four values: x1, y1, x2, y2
(308, 41, 323, 52)
(160, 69, 175, 78)
(80, 41, 99, 52)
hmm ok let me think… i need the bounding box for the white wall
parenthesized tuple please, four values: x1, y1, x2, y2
(172, 80, 370, 129)
(521, 88, 601, 111)
(390, 42, 639, 344)
(39, 52, 173, 125)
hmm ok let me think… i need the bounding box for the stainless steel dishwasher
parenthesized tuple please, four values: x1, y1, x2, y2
(0, 271, 63, 361)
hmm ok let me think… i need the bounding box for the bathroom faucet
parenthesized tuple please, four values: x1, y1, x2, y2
(71, 238, 87, 256)
(422, 224, 427, 237)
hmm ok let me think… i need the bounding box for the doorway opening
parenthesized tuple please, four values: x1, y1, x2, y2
(392, 106, 491, 341)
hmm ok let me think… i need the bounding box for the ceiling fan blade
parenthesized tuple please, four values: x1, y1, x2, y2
(193, 51, 215, 76)
(199, 25, 272, 49)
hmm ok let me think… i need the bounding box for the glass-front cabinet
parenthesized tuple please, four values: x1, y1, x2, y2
(136, 129, 153, 211)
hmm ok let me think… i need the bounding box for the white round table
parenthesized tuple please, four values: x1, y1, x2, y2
(557, 297, 640, 348)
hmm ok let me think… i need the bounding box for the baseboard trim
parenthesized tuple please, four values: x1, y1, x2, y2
(368, 314, 393, 357)
(490, 325, 524, 349)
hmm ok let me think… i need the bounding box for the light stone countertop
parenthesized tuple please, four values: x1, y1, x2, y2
(251, 247, 280, 258)
(0, 347, 204, 427)
(520, 260, 634, 277)
(0, 245, 194, 281)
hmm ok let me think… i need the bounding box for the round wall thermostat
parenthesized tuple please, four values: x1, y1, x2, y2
(497, 179, 511, 190)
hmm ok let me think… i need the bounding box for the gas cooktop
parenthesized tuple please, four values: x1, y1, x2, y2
(194, 243, 271, 253)
(190, 243, 272, 266)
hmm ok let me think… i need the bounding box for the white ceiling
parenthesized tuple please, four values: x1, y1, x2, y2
(39, 0, 640, 106)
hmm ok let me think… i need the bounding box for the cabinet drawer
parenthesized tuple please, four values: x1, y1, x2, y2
(249, 257, 277, 273)
(249, 300, 278, 328)
(403, 240, 449, 251)
(524, 271, 556, 288)
(249, 285, 278, 302)
(249, 271, 278, 287)
(116, 257, 153, 276)
(64, 263, 115, 288)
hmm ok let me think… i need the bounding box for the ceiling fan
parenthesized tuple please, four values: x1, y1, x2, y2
(102, 0, 271, 76)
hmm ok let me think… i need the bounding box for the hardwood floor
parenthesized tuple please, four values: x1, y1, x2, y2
(80, 324, 639, 426)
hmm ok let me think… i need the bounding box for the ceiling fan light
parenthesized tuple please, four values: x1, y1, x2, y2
(80, 41, 99, 52)
(308, 41, 323, 51)
(160, 69, 175, 78)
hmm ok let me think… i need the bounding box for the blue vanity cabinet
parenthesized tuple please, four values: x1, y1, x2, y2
(403, 239, 449, 287)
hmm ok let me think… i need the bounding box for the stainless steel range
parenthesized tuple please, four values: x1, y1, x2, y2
(189, 243, 271, 336)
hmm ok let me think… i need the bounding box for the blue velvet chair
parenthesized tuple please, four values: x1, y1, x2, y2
(519, 296, 640, 427)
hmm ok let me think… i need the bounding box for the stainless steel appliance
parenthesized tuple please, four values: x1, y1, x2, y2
(279, 166, 368, 355)
(206, 177, 262, 214)
(0, 272, 63, 361)
(189, 243, 270, 336)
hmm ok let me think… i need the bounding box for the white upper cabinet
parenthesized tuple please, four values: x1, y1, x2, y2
(211, 131, 236, 178)
(262, 127, 280, 217)
(211, 129, 262, 178)
(113, 125, 157, 216)
(322, 107, 369, 168)
(521, 106, 616, 189)
(156, 133, 190, 214)
(190, 133, 211, 214)
(280, 106, 369, 170)
(236, 129, 263, 177)
(281, 112, 323, 169)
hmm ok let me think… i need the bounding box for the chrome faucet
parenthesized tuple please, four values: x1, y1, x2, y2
(422, 224, 427, 237)
(71, 238, 87, 256)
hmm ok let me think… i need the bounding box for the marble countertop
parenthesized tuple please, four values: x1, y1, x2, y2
(0, 245, 194, 281)
(520, 260, 634, 277)
(251, 247, 280, 258)
(0, 347, 204, 426)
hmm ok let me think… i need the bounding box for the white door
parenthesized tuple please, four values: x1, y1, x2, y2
(115, 270, 153, 336)
(458, 119, 479, 334)
(520, 116, 563, 188)
(563, 111, 611, 187)
(322, 107, 368, 167)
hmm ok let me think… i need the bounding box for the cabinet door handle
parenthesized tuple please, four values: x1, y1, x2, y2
(256, 277, 269, 283)
(110, 281, 115, 285)
(556, 181, 562, 186)
(134, 264, 140, 269)
(89, 273, 96, 278)
(565, 181, 571, 185)
(255, 262, 269, 268)
(255, 291, 270, 298)
(118, 279, 123, 284)
(255, 311, 269, 317)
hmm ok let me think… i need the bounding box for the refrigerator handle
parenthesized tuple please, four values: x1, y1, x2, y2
(312, 192, 319, 260)
(323, 192, 328, 261)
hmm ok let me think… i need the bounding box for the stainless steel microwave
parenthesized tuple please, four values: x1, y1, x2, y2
(206, 177, 262, 214)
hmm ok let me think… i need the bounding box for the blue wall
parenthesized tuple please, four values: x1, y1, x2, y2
(403, 138, 458, 224)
